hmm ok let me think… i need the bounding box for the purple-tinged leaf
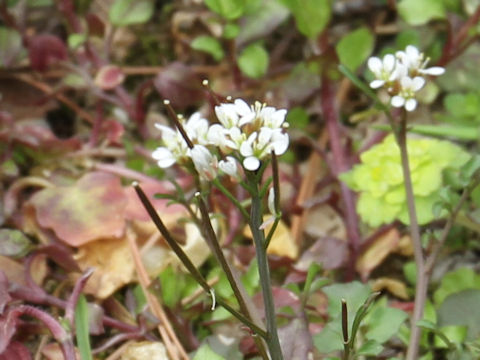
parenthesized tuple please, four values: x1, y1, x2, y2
(28, 35, 67, 72)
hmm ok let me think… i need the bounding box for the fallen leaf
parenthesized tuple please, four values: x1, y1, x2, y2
(121, 341, 168, 360)
(0, 255, 25, 286)
(244, 217, 298, 259)
(0, 229, 32, 258)
(356, 228, 400, 279)
(41, 342, 80, 360)
(31, 172, 127, 246)
(73, 237, 135, 299)
(304, 204, 346, 240)
(394, 235, 414, 256)
(295, 237, 348, 271)
(95, 65, 125, 90)
(371, 277, 409, 300)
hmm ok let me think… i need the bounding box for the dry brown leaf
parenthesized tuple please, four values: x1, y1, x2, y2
(394, 235, 414, 256)
(120, 341, 169, 360)
(73, 237, 135, 299)
(41, 343, 81, 360)
(304, 205, 346, 241)
(356, 228, 400, 279)
(244, 217, 298, 259)
(371, 277, 409, 300)
(0, 255, 25, 286)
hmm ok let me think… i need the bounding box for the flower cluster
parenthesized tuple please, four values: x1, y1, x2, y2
(152, 99, 289, 180)
(340, 135, 470, 227)
(367, 45, 445, 111)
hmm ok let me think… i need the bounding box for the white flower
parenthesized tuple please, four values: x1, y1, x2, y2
(219, 156, 239, 177)
(391, 76, 425, 111)
(184, 112, 209, 145)
(191, 145, 218, 181)
(367, 54, 397, 89)
(152, 147, 176, 168)
(396, 45, 445, 76)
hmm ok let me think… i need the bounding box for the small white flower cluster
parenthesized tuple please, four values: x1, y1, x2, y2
(367, 45, 445, 111)
(152, 99, 289, 181)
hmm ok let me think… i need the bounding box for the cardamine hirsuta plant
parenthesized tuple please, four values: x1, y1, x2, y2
(341, 45, 480, 360)
(135, 95, 289, 359)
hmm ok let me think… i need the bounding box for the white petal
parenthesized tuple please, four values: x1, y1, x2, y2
(406, 45, 419, 59)
(367, 57, 382, 73)
(152, 148, 176, 168)
(369, 79, 385, 89)
(272, 133, 289, 155)
(391, 96, 405, 108)
(383, 54, 396, 72)
(219, 156, 238, 177)
(412, 76, 425, 91)
(420, 66, 445, 76)
(400, 76, 413, 89)
(405, 98, 417, 112)
(240, 140, 253, 157)
(234, 99, 252, 116)
(243, 156, 260, 171)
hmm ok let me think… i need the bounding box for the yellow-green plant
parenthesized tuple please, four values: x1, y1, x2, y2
(340, 135, 470, 227)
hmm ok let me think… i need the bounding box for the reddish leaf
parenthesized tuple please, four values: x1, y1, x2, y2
(0, 308, 20, 354)
(124, 181, 185, 222)
(94, 65, 125, 90)
(86, 13, 105, 37)
(278, 317, 313, 360)
(153, 62, 204, 108)
(0, 341, 31, 360)
(102, 119, 125, 144)
(27, 35, 67, 72)
(31, 172, 127, 246)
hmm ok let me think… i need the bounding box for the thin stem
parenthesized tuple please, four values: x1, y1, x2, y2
(247, 174, 284, 360)
(341, 299, 350, 360)
(65, 268, 94, 328)
(265, 152, 281, 249)
(194, 193, 269, 358)
(133, 183, 268, 344)
(396, 112, 427, 360)
(213, 179, 249, 220)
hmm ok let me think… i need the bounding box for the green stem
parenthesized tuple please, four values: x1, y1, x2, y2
(194, 193, 269, 359)
(213, 179, 249, 220)
(395, 112, 427, 360)
(247, 174, 284, 360)
(133, 183, 267, 342)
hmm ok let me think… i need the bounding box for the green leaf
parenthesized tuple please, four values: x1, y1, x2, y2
(438, 289, 480, 340)
(286, 107, 309, 130)
(280, 0, 331, 38)
(336, 27, 374, 72)
(204, 0, 245, 20)
(109, 0, 154, 26)
(0, 27, 23, 67)
(159, 265, 185, 308)
(75, 294, 93, 360)
(434, 267, 480, 305)
(0, 229, 33, 258)
(223, 23, 240, 39)
(193, 343, 226, 360)
(313, 321, 344, 353)
(237, 43, 269, 78)
(191, 36, 224, 61)
(323, 281, 371, 318)
(68, 33, 87, 49)
(241, 259, 259, 296)
(357, 339, 383, 356)
(397, 0, 447, 25)
(365, 306, 408, 343)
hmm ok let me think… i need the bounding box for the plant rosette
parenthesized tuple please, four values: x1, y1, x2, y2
(340, 135, 470, 227)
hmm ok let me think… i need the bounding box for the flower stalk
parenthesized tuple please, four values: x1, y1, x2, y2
(247, 171, 284, 360)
